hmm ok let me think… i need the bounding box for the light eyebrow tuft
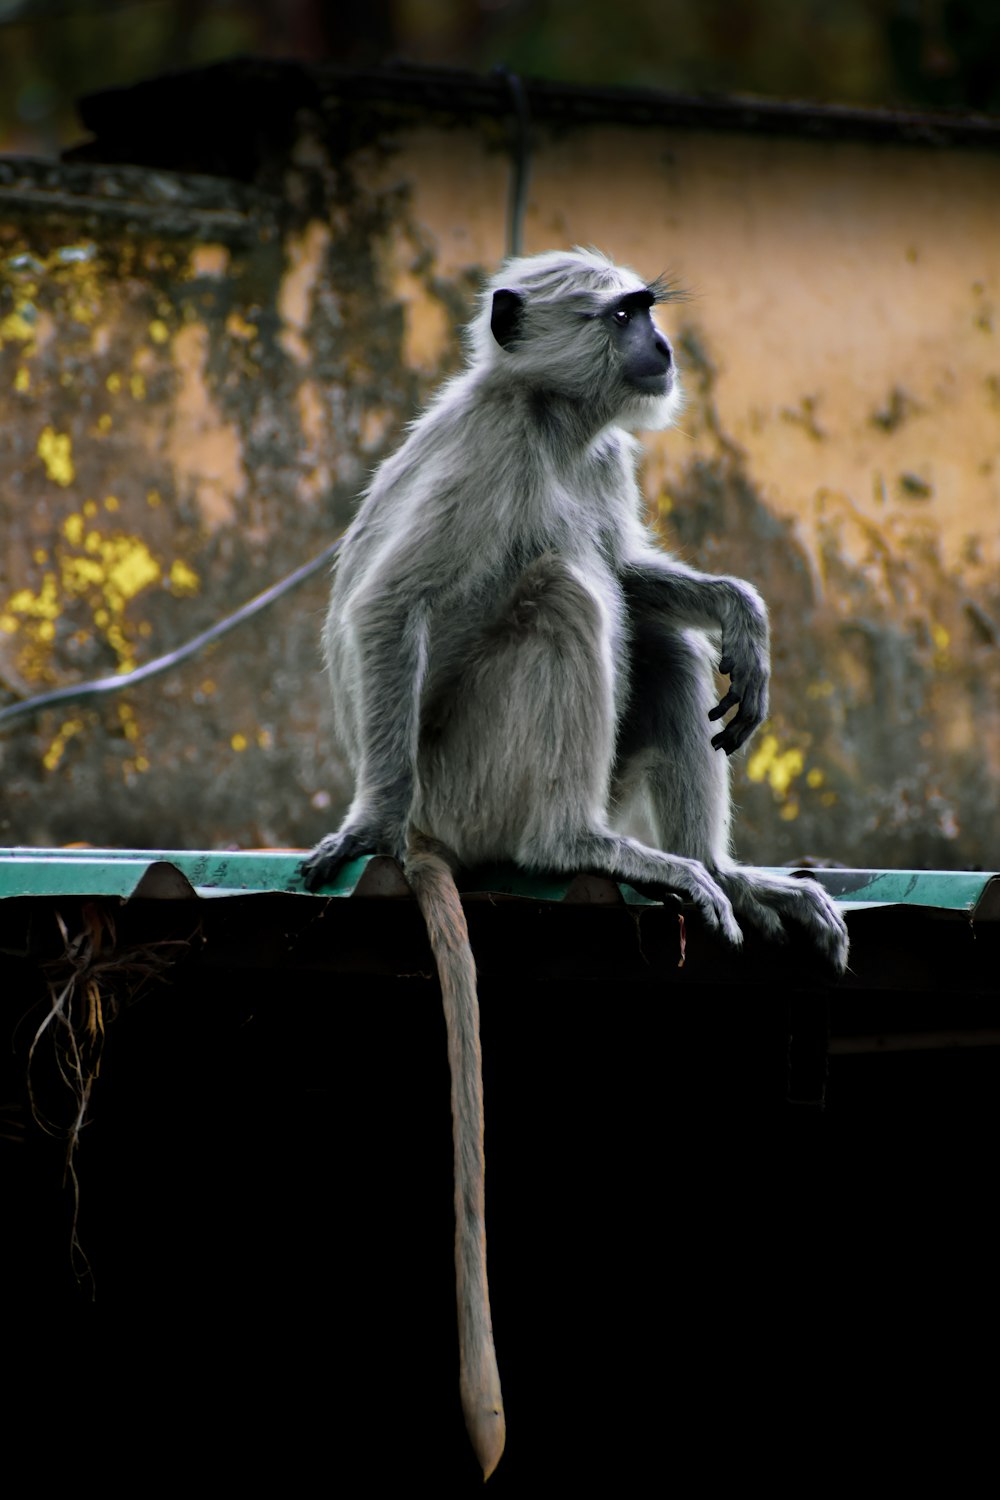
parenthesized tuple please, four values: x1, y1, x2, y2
(646, 272, 688, 305)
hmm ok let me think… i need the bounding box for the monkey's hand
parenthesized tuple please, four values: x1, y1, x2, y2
(301, 815, 406, 890)
(709, 606, 770, 754)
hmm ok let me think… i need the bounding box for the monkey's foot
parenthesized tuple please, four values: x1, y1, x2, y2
(301, 827, 378, 890)
(661, 859, 744, 946)
(718, 867, 850, 973)
(577, 838, 744, 947)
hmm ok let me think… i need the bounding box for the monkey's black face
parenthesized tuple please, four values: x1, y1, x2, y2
(605, 291, 674, 396)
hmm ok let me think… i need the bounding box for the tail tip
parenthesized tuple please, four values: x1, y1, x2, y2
(468, 1402, 506, 1481)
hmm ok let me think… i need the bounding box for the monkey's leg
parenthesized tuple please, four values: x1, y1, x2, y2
(416, 555, 742, 944)
(615, 619, 849, 972)
(303, 598, 432, 888)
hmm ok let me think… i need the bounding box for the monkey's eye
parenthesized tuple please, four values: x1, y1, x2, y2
(612, 308, 631, 326)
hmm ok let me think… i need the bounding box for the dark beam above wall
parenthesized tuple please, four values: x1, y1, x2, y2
(64, 57, 1000, 182)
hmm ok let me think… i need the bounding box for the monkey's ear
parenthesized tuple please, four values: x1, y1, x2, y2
(490, 289, 524, 350)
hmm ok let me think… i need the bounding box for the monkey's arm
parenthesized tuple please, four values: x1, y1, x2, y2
(622, 554, 770, 753)
(302, 588, 429, 887)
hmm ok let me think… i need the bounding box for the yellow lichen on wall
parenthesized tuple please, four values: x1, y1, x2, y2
(0, 241, 103, 341)
(1, 570, 62, 688)
(42, 716, 85, 772)
(168, 560, 200, 594)
(930, 622, 950, 669)
(1, 308, 35, 342)
(37, 425, 75, 486)
(2, 499, 202, 691)
(61, 525, 160, 673)
(226, 310, 258, 342)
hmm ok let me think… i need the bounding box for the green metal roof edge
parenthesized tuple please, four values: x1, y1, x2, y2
(779, 866, 1000, 918)
(0, 847, 339, 899)
(0, 847, 657, 905)
(0, 850, 996, 917)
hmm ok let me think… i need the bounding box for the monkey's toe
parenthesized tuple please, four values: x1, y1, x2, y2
(812, 908, 850, 973)
(301, 833, 362, 890)
(787, 878, 850, 972)
(300, 848, 336, 891)
(688, 874, 743, 946)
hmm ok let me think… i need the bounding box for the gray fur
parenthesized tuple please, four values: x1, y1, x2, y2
(302, 248, 848, 1476)
(303, 245, 848, 972)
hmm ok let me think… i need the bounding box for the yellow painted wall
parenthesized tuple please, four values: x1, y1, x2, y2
(0, 86, 997, 866)
(370, 120, 1000, 864)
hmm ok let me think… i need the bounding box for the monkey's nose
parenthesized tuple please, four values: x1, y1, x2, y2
(656, 333, 673, 369)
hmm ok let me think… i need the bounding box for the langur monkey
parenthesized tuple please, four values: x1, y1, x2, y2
(304, 248, 849, 1476)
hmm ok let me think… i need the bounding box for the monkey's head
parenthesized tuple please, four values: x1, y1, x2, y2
(470, 247, 683, 433)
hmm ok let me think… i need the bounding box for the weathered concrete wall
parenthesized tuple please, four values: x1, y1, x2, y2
(1, 66, 998, 867)
(0, 144, 460, 850)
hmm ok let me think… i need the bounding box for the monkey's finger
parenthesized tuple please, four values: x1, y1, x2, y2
(712, 705, 761, 753)
(712, 715, 745, 753)
(708, 687, 741, 721)
(712, 728, 745, 754)
(718, 654, 734, 675)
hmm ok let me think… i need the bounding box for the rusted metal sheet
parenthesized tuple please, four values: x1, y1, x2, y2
(1, 61, 998, 871)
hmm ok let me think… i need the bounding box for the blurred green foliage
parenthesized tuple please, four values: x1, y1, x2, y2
(1, 0, 998, 156)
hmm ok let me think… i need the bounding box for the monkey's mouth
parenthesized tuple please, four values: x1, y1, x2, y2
(629, 372, 673, 396)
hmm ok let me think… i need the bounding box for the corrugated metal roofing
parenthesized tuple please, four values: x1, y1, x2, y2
(0, 848, 996, 920)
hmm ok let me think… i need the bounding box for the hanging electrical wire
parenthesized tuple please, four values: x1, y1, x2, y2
(0, 75, 534, 734)
(0, 536, 342, 729)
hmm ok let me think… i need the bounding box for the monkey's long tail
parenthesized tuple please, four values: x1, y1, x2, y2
(405, 833, 506, 1482)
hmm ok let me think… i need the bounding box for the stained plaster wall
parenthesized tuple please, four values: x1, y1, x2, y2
(0, 69, 997, 867)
